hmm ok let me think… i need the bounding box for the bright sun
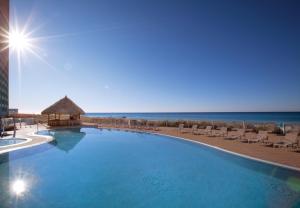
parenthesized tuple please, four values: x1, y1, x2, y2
(0, 11, 60, 84)
(9, 31, 31, 52)
(0, 12, 64, 72)
(0, 22, 57, 71)
(0, 22, 36, 56)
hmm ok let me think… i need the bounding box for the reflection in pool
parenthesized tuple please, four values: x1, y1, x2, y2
(11, 179, 27, 195)
(0, 128, 300, 208)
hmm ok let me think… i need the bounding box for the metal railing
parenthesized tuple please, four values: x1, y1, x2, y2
(0, 117, 41, 138)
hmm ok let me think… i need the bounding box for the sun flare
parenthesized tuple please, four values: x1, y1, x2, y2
(9, 30, 31, 52)
(0, 16, 58, 73)
(11, 179, 27, 195)
(0, 24, 34, 55)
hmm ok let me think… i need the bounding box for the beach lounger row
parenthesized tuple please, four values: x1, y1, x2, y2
(177, 124, 300, 151)
(178, 124, 229, 137)
(224, 129, 245, 140)
(239, 131, 268, 143)
(179, 123, 267, 143)
(179, 124, 228, 137)
(268, 132, 299, 148)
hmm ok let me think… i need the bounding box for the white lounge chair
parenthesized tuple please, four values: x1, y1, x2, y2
(210, 127, 228, 137)
(291, 140, 300, 152)
(273, 132, 299, 148)
(240, 131, 268, 143)
(194, 126, 212, 135)
(224, 129, 245, 140)
(191, 124, 198, 134)
(144, 121, 153, 130)
(178, 124, 188, 133)
(248, 131, 268, 143)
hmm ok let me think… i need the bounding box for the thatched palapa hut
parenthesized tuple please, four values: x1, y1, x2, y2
(41, 96, 85, 126)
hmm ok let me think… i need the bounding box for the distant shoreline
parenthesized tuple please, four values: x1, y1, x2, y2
(16, 111, 300, 114)
(84, 112, 300, 124)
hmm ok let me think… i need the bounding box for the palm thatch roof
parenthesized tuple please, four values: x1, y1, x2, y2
(41, 96, 85, 115)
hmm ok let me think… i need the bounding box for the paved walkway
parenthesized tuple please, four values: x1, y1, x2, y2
(0, 124, 53, 154)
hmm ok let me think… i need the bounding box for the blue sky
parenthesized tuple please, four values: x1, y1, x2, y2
(9, 0, 300, 113)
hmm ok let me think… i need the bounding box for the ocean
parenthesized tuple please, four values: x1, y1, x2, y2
(84, 112, 300, 124)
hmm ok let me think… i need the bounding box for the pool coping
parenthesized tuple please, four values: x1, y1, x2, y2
(0, 137, 32, 148)
(0, 132, 54, 155)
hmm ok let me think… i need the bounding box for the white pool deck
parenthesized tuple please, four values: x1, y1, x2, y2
(0, 124, 54, 154)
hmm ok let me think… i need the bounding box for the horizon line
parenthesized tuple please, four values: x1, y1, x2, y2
(17, 111, 300, 114)
(85, 111, 300, 113)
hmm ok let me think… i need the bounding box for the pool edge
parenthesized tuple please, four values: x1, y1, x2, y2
(0, 132, 54, 155)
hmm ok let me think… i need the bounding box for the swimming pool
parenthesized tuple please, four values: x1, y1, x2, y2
(0, 138, 27, 147)
(0, 128, 299, 207)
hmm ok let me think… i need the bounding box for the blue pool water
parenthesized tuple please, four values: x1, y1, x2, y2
(0, 128, 300, 207)
(0, 138, 26, 147)
(85, 112, 300, 123)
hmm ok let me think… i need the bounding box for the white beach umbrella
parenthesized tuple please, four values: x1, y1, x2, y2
(282, 122, 285, 134)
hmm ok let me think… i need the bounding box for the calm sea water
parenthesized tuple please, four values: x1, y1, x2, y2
(85, 112, 300, 123)
(0, 128, 299, 207)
